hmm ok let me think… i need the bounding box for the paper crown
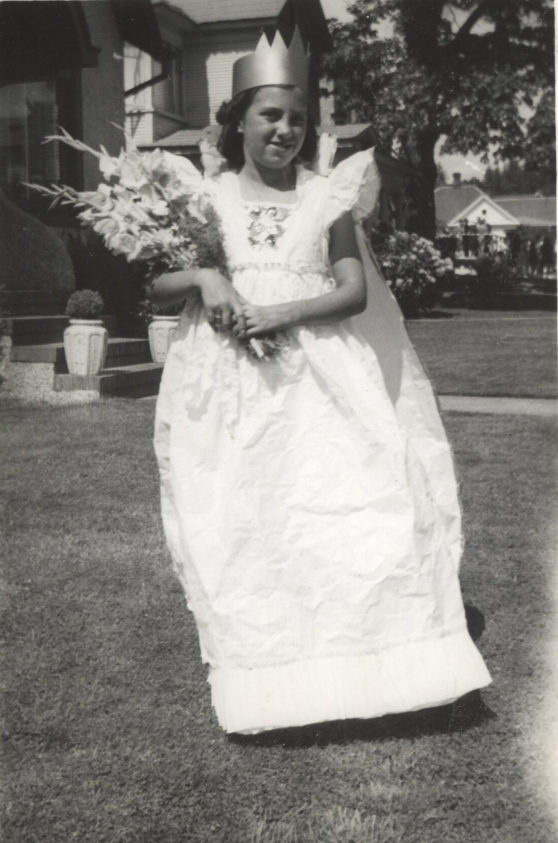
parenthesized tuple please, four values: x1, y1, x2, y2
(232, 27, 310, 98)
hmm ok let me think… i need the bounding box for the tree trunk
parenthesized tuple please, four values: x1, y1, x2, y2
(406, 130, 438, 241)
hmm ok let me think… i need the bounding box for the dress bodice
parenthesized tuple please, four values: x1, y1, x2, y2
(211, 167, 329, 266)
(203, 151, 381, 305)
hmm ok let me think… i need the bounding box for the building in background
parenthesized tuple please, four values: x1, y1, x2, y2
(436, 175, 556, 240)
(125, 0, 330, 147)
(435, 173, 556, 266)
(0, 0, 168, 313)
(493, 195, 556, 235)
(0, 0, 168, 198)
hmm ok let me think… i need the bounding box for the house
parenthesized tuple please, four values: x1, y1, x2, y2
(1, 0, 168, 197)
(0, 0, 169, 315)
(492, 195, 556, 234)
(435, 174, 556, 240)
(125, 0, 330, 146)
(435, 176, 505, 229)
(1, 1, 177, 397)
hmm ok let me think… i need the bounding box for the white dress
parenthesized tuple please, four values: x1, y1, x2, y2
(154, 150, 491, 734)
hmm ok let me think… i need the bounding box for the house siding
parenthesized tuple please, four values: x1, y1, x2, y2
(124, 46, 155, 144)
(127, 110, 155, 146)
(206, 46, 253, 122)
(182, 33, 258, 126)
(124, 46, 153, 105)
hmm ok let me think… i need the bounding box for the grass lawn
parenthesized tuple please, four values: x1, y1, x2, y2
(407, 311, 557, 399)
(2, 399, 557, 843)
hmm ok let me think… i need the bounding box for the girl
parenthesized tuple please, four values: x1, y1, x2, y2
(150, 30, 491, 735)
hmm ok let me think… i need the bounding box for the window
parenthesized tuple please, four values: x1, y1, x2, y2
(0, 81, 59, 187)
(0, 74, 80, 205)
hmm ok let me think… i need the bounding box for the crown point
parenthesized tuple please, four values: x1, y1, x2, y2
(232, 25, 311, 98)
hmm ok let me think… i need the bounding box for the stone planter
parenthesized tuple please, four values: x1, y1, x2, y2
(63, 319, 108, 375)
(148, 315, 180, 363)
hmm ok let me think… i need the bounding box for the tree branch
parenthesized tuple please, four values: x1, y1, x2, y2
(450, 0, 491, 51)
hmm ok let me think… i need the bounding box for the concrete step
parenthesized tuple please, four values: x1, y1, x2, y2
(53, 361, 163, 398)
(7, 315, 119, 345)
(8, 315, 69, 345)
(11, 337, 152, 368)
(10, 342, 64, 363)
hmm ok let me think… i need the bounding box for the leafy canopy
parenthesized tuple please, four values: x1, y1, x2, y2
(480, 157, 552, 195)
(323, 0, 555, 177)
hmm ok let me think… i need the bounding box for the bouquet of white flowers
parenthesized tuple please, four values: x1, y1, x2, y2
(27, 129, 280, 358)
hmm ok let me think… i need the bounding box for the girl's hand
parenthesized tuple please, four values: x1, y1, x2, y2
(198, 269, 246, 334)
(239, 302, 297, 337)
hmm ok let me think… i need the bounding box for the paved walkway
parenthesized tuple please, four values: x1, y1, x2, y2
(141, 394, 558, 416)
(439, 395, 558, 416)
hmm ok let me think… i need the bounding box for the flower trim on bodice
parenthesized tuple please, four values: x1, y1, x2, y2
(246, 205, 292, 249)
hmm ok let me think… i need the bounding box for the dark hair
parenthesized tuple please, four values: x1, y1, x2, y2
(216, 86, 317, 171)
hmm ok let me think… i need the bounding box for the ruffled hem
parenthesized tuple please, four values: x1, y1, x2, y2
(208, 629, 491, 734)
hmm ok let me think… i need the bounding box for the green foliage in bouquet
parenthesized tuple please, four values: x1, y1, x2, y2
(65, 289, 104, 319)
(374, 229, 453, 317)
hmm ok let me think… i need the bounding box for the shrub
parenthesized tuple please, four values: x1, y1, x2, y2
(65, 289, 104, 319)
(136, 298, 186, 326)
(473, 253, 515, 289)
(374, 230, 453, 317)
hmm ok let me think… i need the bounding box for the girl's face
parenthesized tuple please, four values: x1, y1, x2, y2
(239, 86, 308, 171)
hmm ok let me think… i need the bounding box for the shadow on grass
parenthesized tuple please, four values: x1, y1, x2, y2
(230, 602, 494, 749)
(406, 285, 557, 319)
(464, 602, 485, 641)
(229, 693, 496, 749)
(440, 288, 557, 312)
(407, 308, 456, 319)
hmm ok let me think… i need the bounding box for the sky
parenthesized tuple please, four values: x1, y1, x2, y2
(319, 0, 488, 181)
(320, 0, 352, 20)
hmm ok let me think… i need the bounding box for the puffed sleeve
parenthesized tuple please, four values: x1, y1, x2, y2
(322, 148, 381, 229)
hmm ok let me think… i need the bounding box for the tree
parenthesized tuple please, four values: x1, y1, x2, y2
(523, 87, 556, 183)
(322, 0, 554, 239)
(481, 158, 554, 195)
(435, 162, 448, 186)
